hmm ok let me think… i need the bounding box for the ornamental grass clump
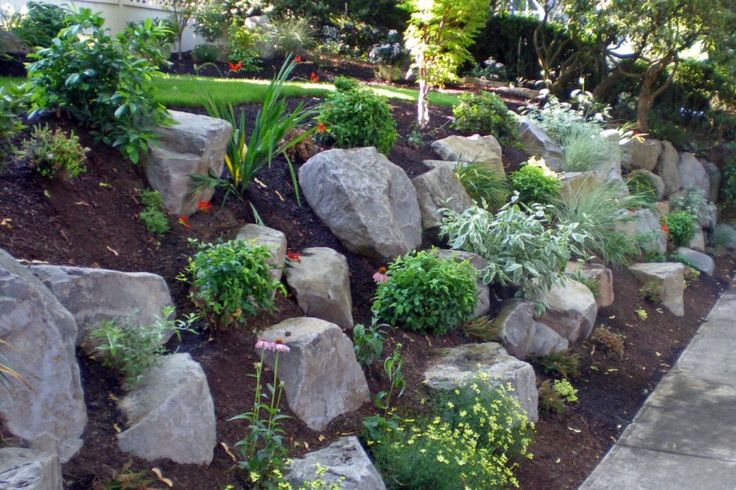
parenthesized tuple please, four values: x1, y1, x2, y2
(372, 250, 477, 335)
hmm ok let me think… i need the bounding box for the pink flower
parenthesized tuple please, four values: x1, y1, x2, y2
(255, 339, 291, 353)
(372, 266, 388, 283)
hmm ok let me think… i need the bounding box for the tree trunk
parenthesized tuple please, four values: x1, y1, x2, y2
(636, 55, 673, 132)
(417, 78, 430, 127)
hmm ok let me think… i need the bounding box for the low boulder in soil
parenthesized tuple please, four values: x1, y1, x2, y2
(678, 152, 711, 197)
(259, 317, 370, 431)
(431, 134, 504, 176)
(656, 141, 682, 197)
(435, 249, 490, 319)
(30, 265, 173, 348)
(495, 300, 569, 360)
(516, 116, 564, 171)
(287, 436, 386, 490)
(0, 447, 62, 490)
(412, 165, 473, 229)
(676, 247, 715, 276)
(423, 342, 538, 422)
(117, 353, 216, 465)
(616, 208, 667, 255)
(0, 249, 86, 463)
(689, 227, 706, 251)
(236, 224, 288, 280)
(628, 262, 686, 316)
(565, 262, 615, 308)
(142, 110, 232, 216)
(621, 138, 662, 172)
(299, 147, 422, 261)
(285, 247, 354, 329)
(537, 278, 598, 344)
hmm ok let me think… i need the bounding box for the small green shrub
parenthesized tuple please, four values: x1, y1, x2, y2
(535, 351, 581, 379)
(509, 161, 561, 205)
(138, 189, 169, 235)
(538, 379, 566, 414)
(21, 125, 88, 179)
(626, 170, 658, 204)
(333, 76, 360, 93)
(553, 379, 578, 405)
(666, 211, 697, 246)
(317, 86, 397, 154)
(12, 1, 69, 48)
(721, 161, 736, 209)
(267, 16, 314, 56)
(184, 240, 286, 329)
(226, 22, 262, 72)
(452, 92, 519, 145)
(353, 321, 385, 366)
(454, 161, 510, 210)
(192, 43, 221, 63)
(639, 280, 662, 304)
(0, 88, 23, 149)
(372, 250, 477, 335)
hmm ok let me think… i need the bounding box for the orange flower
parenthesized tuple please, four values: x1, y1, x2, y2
(661, 224, 670, 234)
(309, 71, 319, 83)
(197, 200, 212, 213)
(287, 251, 302, 263)
(228, 61, 243, 73)
(178, 215, 192, 229)
(316, 122, 327, 133)
(295, 55, 303, 63)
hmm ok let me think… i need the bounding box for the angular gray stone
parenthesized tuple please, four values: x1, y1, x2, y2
(29, 265, 173, 347)
(655, 141, 682, 197)
(688, 227, 705, 251)
(260, 318, 370, 431)
(654, 201, 671, 218)
(299, 148, 421, 261)
(435, 249, 489, 319)
(517, 116, 565, 172)
(285, 247, 353, 329)
(596, 129, 624, 182)
(142, 110, 232, 216)
(702, 160, 721, 203)
(236, 224, 287, 280)
(537, 279, 598, 343)
(0, 249, 86, 463)
(412, 165, 473, 228)
(559, 171, 601, 200)
(629, 262, 685, 316)
(678, 153, 710, 197)
(424, 342, 538, 422)
(676, 247, 715, 276)
(496, 300, 568, 360)
(117, 353, 216, 464)
(630, 169, 666, 200)
(565, 262, 615, 308)
(287, 437, 386, 490)
(0, 448, 61, 490)
(431, 134, 504, 175)
(616, 208, 667, 255)
(621, 138, 662, 172)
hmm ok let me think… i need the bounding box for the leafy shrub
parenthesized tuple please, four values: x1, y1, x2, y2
(226, 22, 261, 71)
(353, 321, 385, 366)
(535, 351, 581, 379)
(267, 16, 314, 56)
(184, 240, 286, 329)
(591, 326, 624, 358)
(454, 161, 510, 210)
(639, 280, 662, 304)
(665, 211, 697, 246)
(138, 189, 169, 235)
(12, 1, 69, 48)
(372, 250, 477, 335)
(192, 43, 221, 63)
(89, 306, 196, 386)
(440, 198, 585, 312)
(509, 161, 561, 205)
(721, 161, 736, 209)
(21, 125, 88, 179)
(538, 379, 566, 414)
(451, 92, 519, 145)
(0, 87, 23, 149)
(25, 9, 171, 163)
(553, 379, 577, 403)
(333, 76, 360, 93)
(670, 187, 714, 224)
(626, 170, 658, 203)
(317, 85, 397, 154)
(122, 17, 173, 67)
(463, 316, 499, 342)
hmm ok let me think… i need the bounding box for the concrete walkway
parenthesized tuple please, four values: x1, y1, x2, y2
(580, 281, 736, 490)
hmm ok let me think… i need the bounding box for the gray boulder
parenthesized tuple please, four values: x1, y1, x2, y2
(688, 227, 706, 251)
(287, 437, 386, 490)
(142, 111, 232, 216)
(565, 262, 614, 308)
(616, 208, 667, 255)
(559, 171, 600, 200)
(299, 148, 421, 261)
(0, 448, 61, 490)
(629, 263, 685, 316)
(117, 353, 216, 464)
(412, 165, 473, 228)
(285, 248, 353, 329)
(537, 279, 598, 343)
(517, 116, 565, 171)
(0, 250, 86, 463)
(654, 201, 670, 218)
(621, 138, 662, 172)
(655, 141, 682, 197)
(260, 318, 369, 431)
(676, 247, 715, 276)
(678, 153, 710, 197)
(424, 342, 538, 422)
(431, 135, 504, 176)
(496, 300, 568, 360)
(702, 160, 721, 202)
(236, 224, 287, 280)
(30, 265, 173, 347)
(435, 249, 489, 319)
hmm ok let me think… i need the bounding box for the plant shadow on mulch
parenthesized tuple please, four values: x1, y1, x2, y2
(0, 92, 733, 489)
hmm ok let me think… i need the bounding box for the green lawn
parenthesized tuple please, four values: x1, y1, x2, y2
(0, 74, 459, 108)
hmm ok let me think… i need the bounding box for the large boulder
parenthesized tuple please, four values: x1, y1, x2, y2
(117, 353, 216, 464)
(629, 263, 685, 316)
(688, 227, 706, 251)
(287, 437, 386, 490)
(559, 171, 601, 200)
(678, 153, 710, 197)
(702, 160, 721, 202)
(621, 138, 662, 172)
(259, 318, 370, 431)
(285, 248, 353, 329)
(236, 224, 287, 280)
(537, 279, 598, 343)
(435, 249, 490, 319)
(299, 148, 422, 261)
(616, 208, 667, 255)
(517, 116, 565, 172)
(655, 141, 682, 197)
(30, 265, 173, 347)
(0, 448, 61, 490)
(142, 111, 232, 216)
(412, 165, 473, 228)
(565, 262, 615, 308)
(0, 250, 86, 463)
(495, 300, 568, 360)
(431, 135, 504, 175)
(676, 247, 715, 276)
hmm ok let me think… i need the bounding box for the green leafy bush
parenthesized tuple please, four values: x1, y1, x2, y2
(372, 250, 477, 335)
(509, 161, 561, 205)
(25, 9, 171, 163)
(267, 15, 314, 56)
(670, 186, 714, 224)
(12, 1, 69, 48)
(184, 240, 286, 329)
(0, 88, 23, 149)
(353, 321, 385, 366)
(333, 76, 360, 93)
(454, 161, 510, 210)
(451, 92, 519, 145)
(721, 161, 736, 209)
(192, 43, 221, 63)
(21, 125, 88, 179)
(539, 379, 577, 414)
(626, 170, 658, 204)
(139, 189, 170, 235)
(226, 22, 261, 71)
(665, 211, 697, 246)
(317, 85, 397, 154)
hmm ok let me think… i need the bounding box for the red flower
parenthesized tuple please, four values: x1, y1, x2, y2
(178, 215, 192, 229)
(295, 55, 303, 63)
(197, 200, 212, 213)
(228, 61, 243, 73)
(287, 251, 302, 263)
(309, 72, 319, 83)
(661, 224, 670, 234)
(316, 122, 327, 133)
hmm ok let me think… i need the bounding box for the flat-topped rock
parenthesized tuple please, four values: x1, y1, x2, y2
(676, 248, 715, 276)
(621, 138, 662, 172)
(566, 262, 615, 308)
(496, 300, 568, 360)
(412, 165, 473, 228)
(431, 134, 504, 175)
(537, 279, 598, 343)
(285, 247, 353, 329)
(236, 224, 287, 280)
(629, 263, 685, 316)
(0, 448, 61, 490)
(435, 249, 489, 318)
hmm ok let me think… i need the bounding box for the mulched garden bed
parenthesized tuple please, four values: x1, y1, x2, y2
(1, 95, 733, 489)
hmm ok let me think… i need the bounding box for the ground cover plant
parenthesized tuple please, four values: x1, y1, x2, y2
(625, 170, 658, 204)
(665, 211, 697, 246)
(20, 125, 88, 179)
(138, 189, 170, 235)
